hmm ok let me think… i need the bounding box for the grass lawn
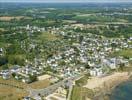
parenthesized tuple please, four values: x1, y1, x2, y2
(0, 78, 28, 100)
(0, 85, 28, 100)
(0, 77, 51, 89)
(8, 54, 26, 60)
(38, 32, 59, 42)
(75, 74, 90, 86)
(70, 86, 94, 100)
(45, 20, 56, 24)
(112, 49, 132, 58)
(0, 77, 51, 99)
(0, 78, 28, 88)
(29, 79, 51, 89)
(71, 74, 93, 100)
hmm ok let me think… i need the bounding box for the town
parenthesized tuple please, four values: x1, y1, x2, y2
(0, 2, 132, 100)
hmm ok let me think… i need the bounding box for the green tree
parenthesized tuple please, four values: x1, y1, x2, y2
(29, 75, 37, 82)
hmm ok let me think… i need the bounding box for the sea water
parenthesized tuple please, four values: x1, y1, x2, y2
(110, 81, 132, 100)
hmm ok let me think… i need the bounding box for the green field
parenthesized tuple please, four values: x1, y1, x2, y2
(72, 14, 123, 23)
(38, 32, 59, 42)
(70, 86, 94, 100)
(75, 74, 90, 86)
(70, 74, 93, 100)
(112, 49, 132, 58)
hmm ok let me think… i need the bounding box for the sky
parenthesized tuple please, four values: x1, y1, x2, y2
(0, 0, 132, 3)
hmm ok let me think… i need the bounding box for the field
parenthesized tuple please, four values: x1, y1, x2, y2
(63, 20, 76, 24)
(70, 86, 94, 100)
(112, 49, 132, 58)
(29, 79, 51, 89)
(38, 32, 59, 42)
(70, 74, 93, 100)
(72, 14, 128, 23)
(0, 16, 23, 21)
(0, 16, 31, 21)
(75, 74, 90, 86)
(73, 15, 115, 22)
(0, 78, 28, 100)
(0, 86, 28, 100)
(0, 77, 51, 99)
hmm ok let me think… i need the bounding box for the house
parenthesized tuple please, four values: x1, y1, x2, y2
(11, 65, 20, 73)
(26, 24, 30, 30)
(50, 77, 59, 83)
(0, 48, 4, 56)
(0, 48, 3, 53)
(22, 78, 31, 83)
(33, 95, 42, 100)
(23, 97, 31, 100)
(31, 70, 37, 76)
(121, 59, 129, 67)
(1, 70, 10, 80)
(90, 68, 103, 76)
(2, 74, 10, 80)
(88, 61, 95, 67)
(37, 74, 51, 81)
(14, 74, 22, 80)
(102, 58, 117, 69)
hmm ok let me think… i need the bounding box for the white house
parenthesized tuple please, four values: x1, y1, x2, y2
(90, 68, 103, 76)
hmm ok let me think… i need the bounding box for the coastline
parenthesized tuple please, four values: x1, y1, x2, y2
(83, 72, 131, 100)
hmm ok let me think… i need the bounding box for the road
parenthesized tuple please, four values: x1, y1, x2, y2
(67, 82, 73, 100)
(28, 74, 85, 99)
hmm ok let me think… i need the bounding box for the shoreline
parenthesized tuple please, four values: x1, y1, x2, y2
(83, 72, 131, 100)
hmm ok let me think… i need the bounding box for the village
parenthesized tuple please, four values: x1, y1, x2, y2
(0, 23, 131, 100)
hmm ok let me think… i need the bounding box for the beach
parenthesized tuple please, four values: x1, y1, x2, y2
(84, 72, 130, 90)
(84, 72, 131, 100)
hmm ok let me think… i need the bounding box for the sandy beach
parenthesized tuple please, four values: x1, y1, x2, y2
(84, 72, 130, 90)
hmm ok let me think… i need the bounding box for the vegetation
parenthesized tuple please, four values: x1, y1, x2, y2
(0, 3, 131, 73)
(29, 79, 50, 89)
(71, 86, 94, 100)
(0, 3, 132, 100)
(37, 32, 59, 42)
(29, 75, 37, 83)
(0, 78, 28, 100)
(112, 49, 132, 59)
(75, 74, 90, 86)
(73, 25, 132, 38)
(71, 74, 93, 100)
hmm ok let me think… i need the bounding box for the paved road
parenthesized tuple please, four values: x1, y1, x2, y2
(67, 82, 73, 100)
(29, 80, 66, 97)
(28, 74, 85, 98)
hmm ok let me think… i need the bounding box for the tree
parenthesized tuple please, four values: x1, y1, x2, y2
(12, 73, 16, 77)
(29, 75, 37, 82)
(2, 64, 9, 70)
(119, 63, 125, 71)
(0, 56, 8, 66)
(7, 55, 25, 66)
(85, 64, 90, 69)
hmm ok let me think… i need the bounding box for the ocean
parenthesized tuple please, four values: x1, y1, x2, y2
(110, 80, 132, 100)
